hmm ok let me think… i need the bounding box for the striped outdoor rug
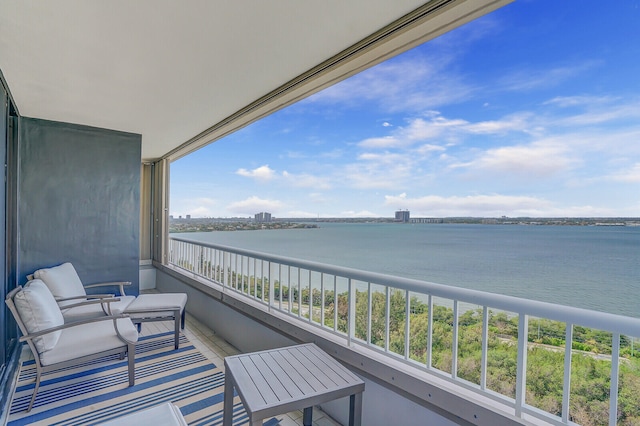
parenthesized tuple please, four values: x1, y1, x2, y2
(8, 332, 281, 425)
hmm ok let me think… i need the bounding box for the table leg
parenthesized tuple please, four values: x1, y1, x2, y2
(223, 375, 235, 426)
(303, 406, 313, 426)
(174, 309, 180, 349)
(349, 393, 363, 426)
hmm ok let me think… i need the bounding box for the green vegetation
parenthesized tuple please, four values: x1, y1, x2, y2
(180, 260, 640, 425)
(169, 220, 318, 233)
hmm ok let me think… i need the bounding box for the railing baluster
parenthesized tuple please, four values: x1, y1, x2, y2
(297, 267, 302, 318)
(286, 265, 291, 314)
(452, 300, 459, 378)
(515, 314, 529, 418)
(234, 253, 239, 289)
(268, 262, 274, 311)
(221, 250, 226, 287)
(562, 323, 573, 423)
(260, 259, 265, 302)
(252, 258, 257, 299)
(241, 255, 246, 293)
(481, 306, 489, 390)
(333, 275, 338, 333)
(609, 334, 620, 426)
(217, 249, 221, 283)
(367, 282, 372, 345)
(308, 270, 312, 324)
(348, 278, 355, 347)
(190, 243, 195, 272)
(405, 290, 410, 360)
(427, 295, 433, 368)
(320, 273, 325, 327)
(278, 264, 282, 310)
(385, 286, 391, 352)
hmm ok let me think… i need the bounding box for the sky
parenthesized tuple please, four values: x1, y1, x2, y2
(170, 0, 640, 219)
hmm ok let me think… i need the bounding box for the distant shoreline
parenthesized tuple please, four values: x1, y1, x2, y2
(169, 216, 640, 233)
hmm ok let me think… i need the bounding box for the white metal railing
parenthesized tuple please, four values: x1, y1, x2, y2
(168, 236, 640, 426)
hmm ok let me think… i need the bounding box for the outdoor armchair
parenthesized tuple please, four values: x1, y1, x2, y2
(5, 280, 138, 412)
(32, 262, 188, 350)
(29, 262, 136, 322)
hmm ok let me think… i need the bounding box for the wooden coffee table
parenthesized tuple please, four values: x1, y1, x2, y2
(223, 343, 364, 426)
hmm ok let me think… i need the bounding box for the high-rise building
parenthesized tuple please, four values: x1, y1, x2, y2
(254, 212, 272, 223)
(395, 209, 410, 223)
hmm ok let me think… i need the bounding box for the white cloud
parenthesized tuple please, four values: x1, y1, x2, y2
(405, 115, 466, 140)
(339, 210, 381, 218)
(415, 144, 446, 155)
(286, 210, 323, 218)
(357, 111, 536, 153)
(555, 102, 640, 127)
(320, 149, 344, 159)
(357, 114, 465, 150)
(464, 112, 533, 135)
(170, 197, 217, 218)
(285, 151, 306, 159)
(358, 136, 403, 149)
(307, 53, 474, 113)
(383, 193, 549, 216)
(543, 95, 616, 108)
(235, 165, 276, 181)
(282, 171, 332, 190)
(307, 192, 330, 203)
(227, 196, 284, 215)
(499, 61, 599, 92)
(457, 141, 576, 177)
(606, 163, 640, 183)
(343, 151, 416, 190)
(382, 193, 616, 217)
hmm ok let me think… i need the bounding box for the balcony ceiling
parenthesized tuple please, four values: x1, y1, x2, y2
(0, 1, 508, 161)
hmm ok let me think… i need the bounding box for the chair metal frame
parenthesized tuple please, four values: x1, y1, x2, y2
(5, 286, 136, 412)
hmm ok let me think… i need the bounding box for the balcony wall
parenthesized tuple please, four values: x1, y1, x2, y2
(155, 265, 523, 426)
(17, 118, 142, 291)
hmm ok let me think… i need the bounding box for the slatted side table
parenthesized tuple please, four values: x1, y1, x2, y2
(223, 343, 365, 426)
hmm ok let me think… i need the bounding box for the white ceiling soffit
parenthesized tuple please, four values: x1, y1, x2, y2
(0, 0, 511, 162)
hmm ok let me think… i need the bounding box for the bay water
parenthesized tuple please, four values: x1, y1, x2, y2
(174, 223, 640, 318)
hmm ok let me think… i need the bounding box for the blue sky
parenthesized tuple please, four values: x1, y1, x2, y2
(170, 1, 640, 219)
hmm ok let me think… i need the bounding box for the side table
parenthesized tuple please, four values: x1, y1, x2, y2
(223, 343, 364, 426)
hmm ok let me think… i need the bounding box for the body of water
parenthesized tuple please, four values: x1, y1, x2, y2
(174, 223, 640, 318)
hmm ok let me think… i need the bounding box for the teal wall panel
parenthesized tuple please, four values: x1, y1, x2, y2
(18, 118, 141, 294)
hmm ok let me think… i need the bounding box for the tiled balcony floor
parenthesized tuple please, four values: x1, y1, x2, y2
(141, 314, 341, 426)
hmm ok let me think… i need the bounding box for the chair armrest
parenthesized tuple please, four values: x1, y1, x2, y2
(84, 281, 132, 296)
(56, 294, 115, 302)
(19, 314, 128, 341)
(61, 297, 121, 310)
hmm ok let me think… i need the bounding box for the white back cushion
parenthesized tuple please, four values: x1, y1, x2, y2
(33, 262, 86, 302)
(14, 280, 64, 353)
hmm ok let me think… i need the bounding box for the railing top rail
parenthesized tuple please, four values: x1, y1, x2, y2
(170, 236, 640, 336)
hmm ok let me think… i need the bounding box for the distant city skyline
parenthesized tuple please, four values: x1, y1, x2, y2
(170, 1, 640, 219)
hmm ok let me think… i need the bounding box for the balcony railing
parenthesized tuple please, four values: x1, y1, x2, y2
(168, 236, 640, 426)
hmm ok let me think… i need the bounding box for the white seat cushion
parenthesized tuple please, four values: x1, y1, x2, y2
(13, 280, 64, 353)
(40, 317, 138, 366)
(97, 402, 187, 426)
(33, 262, 86, 306)
(125, 293, 187, 319)
(61, 295, 136, 322)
